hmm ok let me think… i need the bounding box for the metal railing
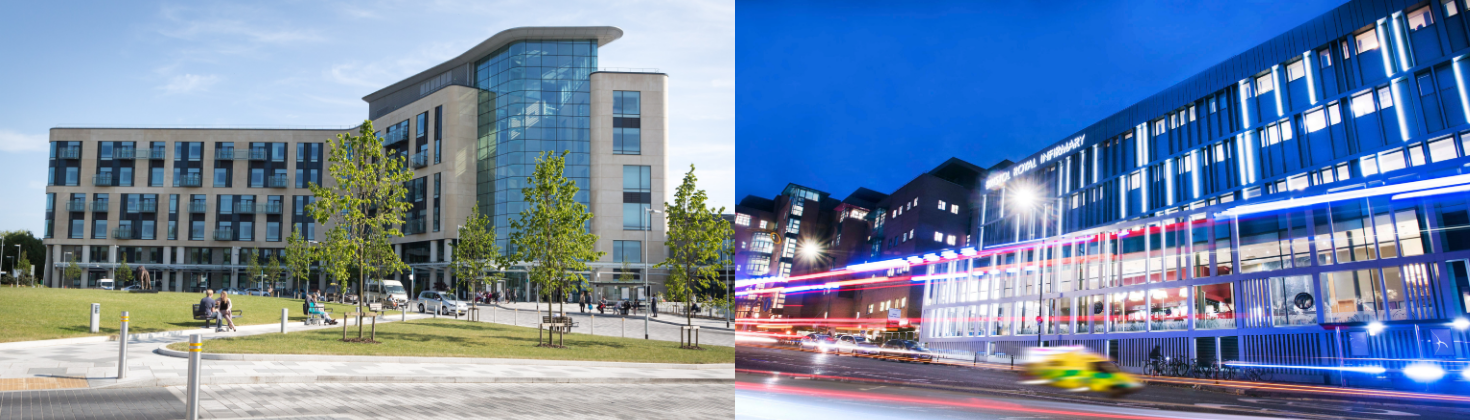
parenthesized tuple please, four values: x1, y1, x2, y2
(127, 201, 158, 213)
(93, 174, 114, 186)
(90, 201, 109, 212)
(177, 174, 202, 187)
(411, 153, 428, 168)
(262, 202, 283, 214)
(150, 148, 166, 159)
(189, 202, 207, 213)
(114, 148, 137, 159)
(235, 203, 256, 214)
(268, 174, 289, 188)
(113, 228, 135, 240)
(213, 228, 233, 241)
(249, 149, 268, 161)
(57, 147, 81, 159)
(215, 149, 245, 160)
(66, 201, 86, 212)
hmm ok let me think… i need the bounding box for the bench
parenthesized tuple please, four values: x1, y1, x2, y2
(304, 303, 333, 326)
(343, 304, 382, 341)
(192, 304, 242, 324)
(541, 315, 578, 333)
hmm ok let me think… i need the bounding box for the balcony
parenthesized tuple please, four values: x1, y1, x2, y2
(213, 228, 234, 241)
(114, 148, 137, 159)
(177, 174, 202, 187)
(127, 201, 158, 213)
(57, 147, 81, 160)
(215, 149, 244, 160)
(403, 218, 426, 235)
(90, 201, 109, 212)
(189, 202, 207, 213)
(268, 174, 289, 188)
(235, 203, 256, 214)
(112, 228, 135, 240)
(66, 201, 86, 212)
(92, 174, 114, 186)
(249, 149, 268, 161)
(411, 153, 428, 168)
(149, 148, 166, 160)
(262, 202, 283, 214)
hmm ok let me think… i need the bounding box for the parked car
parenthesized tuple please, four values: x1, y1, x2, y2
(98, 279, 114, 290)
(243, 288, 270, 296)
(417, 290, 467, 316)
(120, 285, 141, 292)
(799, 333, 837, 353)
(879, 339, 935, 363)
(835, 335, 875, 356)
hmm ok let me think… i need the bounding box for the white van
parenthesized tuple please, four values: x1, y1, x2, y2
(98, 279, 114, 290)
(366, 280, 408, 305)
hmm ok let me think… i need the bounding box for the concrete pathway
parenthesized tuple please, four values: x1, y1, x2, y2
(0, 307, 731, 393)
(467, 301, 734, 346)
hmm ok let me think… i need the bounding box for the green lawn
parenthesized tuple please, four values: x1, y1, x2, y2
(0, 288, 367, 343)
(165, 318, 734, 364)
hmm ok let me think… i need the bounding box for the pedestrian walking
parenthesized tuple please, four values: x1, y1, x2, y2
(652, 293, 660, 318)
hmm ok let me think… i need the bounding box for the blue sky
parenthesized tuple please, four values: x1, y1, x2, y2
(0, 0, 733, 235)
(736, 0, 1348, 202)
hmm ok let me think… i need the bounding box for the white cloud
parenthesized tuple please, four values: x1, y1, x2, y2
(325, 42, 466, 89)
(156, 4, 323, 45)
(0, 130, 47, 152)
(160, 74, 221, 94)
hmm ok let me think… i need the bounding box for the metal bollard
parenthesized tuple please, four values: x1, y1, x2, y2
(402, 306, 406, 322)
(281, 308, 288, 334)
(514, 308, 518, 326)
(590, 314, 595, 335)
(185, 334, 202, 420)
(622, 316, 625, 338)
(118, 311, 129, 379)
(90, 303, 100, 333)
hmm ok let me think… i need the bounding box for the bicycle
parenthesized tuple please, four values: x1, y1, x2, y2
(1143, 358, 1166, 376)
(1166, 357, 1192, 377)
(1243, 367, 1273, 382)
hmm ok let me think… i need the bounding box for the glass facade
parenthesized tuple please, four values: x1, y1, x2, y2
(474, 39, 597, 247)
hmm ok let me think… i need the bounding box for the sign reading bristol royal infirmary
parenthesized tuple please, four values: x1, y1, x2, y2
(984, 134, 1085, 189)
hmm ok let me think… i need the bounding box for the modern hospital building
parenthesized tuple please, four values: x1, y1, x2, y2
(40, 26, 671, 301)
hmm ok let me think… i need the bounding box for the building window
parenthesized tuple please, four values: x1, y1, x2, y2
(947, 235, 956, 245)
(434, 106, 442, 163)
(1255, 73, 1275, 94)
(1408, 6, 1433, 31)
(934, 231, 943, 242)
(623, 165, 652, 230)
(937, 200, 946, 210)
(613, 240, 642, 263)
(613, 91, 641, 155)
(1286, 60, 1305, 81)
(1355, 29, 1379, 53)
(1449, 0, 1460, 18)
(951, 204, 959, 214)
(735, 213, 750, 226)
(93, 219, 107, 239)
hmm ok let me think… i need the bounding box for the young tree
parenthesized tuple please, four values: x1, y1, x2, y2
(284, 228, 314, 296)
(14, 249, 32, 287)
(115, 256, 134, 289)
(307, 121, 414, 342)
(245, 249, 264, 290)
(507, 151, 604, 346)
(265, 254, 283, 295)
(451, 204, 505, 305)
(656, 165, 734, 349)
(64, 255, 81, 288)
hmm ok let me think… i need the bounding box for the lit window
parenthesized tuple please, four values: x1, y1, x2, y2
(934, 231, 943, 242)
(1407, 6, 1433, 31)
(950, 204, 959, 214)
(1376, 87, 1394, 109)
(1288, 174, 1308, 191)
(1355, 29, 1379, 53)
(1429, 136, 1460, 162)
(1209, 98, 1217, 113)
(1327, 103, 1343, 124)
(938, 200, 946, 210)
(1286, 60, 1305, 81)
(1351, 92, 1376, 117)
(1281, 120, 1292, 140)
(1304, 109, 1326, 132)
(1256, 73, 1275, 94)
(1154, 119, 1165, 135)
(1361, 155, 1380, 176)
(1319, 49, 1332, 68)
(735, 213, 750, 226)
(1188, 105, 1196, 121)
(946, 235, 956, 245)
(1449, 0, 1460, 18)
(758, 220, 768, 229)
(1380, 149, 1407, 173)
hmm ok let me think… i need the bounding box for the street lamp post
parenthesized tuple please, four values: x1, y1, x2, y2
(644, 208, 661, 340)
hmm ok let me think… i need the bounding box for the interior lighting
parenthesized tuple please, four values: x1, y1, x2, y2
(1368, 321, 1386, 336)
(1452, 318, 1469, 331)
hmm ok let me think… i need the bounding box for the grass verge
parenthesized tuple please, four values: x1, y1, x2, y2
(165, 318, 734, 364)
(0, 288, 367, 343)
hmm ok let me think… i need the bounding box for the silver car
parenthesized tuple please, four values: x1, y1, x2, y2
(417, 291, 467, 316)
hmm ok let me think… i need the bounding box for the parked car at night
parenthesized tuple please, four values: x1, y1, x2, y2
(879, 339, 935, 363)
(834, 335, 874, 356)
(799, 333, 837, 353)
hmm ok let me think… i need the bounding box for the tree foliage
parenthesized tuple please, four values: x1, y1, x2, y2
(656, 164, 734, 335)
(306, 121, 414, 341)
(115, 255, 133, 288)
(284, 228, 314, 293)
(63, 255, 81, 288)
(507, 151, 604, 341)
(451, 204, 505, 298)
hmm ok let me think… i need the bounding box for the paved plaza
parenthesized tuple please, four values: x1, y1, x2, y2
(470, 301, 734, 346)
(0, 382, 734, 419)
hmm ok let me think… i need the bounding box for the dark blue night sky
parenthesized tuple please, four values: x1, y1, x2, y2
(736, 0, 1349, 202)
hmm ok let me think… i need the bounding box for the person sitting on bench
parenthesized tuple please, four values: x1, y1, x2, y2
(200, 289, 224, 331)
(307, 294, 337, 325)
